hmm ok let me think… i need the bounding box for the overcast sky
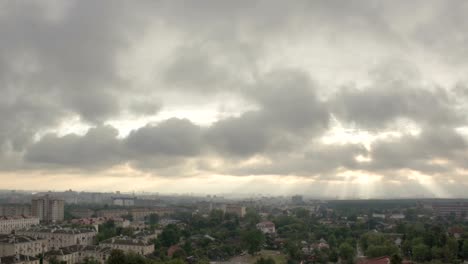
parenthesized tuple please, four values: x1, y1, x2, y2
(2, 0, 468, 198)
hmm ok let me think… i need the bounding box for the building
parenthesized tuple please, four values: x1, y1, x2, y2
(16, 227, 96, 250)
(0, 216, 40, 234)
(0, 205, 31, 217)
(224, 205, 246, 217)
(128, 208, 173, 221)
(133, 230, 161, 242)
(31, 195, 64, 223)
(100, 237, 154, 255)
(0, 254, 40, 264)
(432, 202, 468, 218)
(389, 214, 405, 220)
(291, 195, 304, 205)
(256, 221, 276, 234)
(69, 209, 95, 219)
(44, 245, 112, 264)
(96, 209, 128, 219)
(112, 197, 135, 207)
(0, 234, 47, 257)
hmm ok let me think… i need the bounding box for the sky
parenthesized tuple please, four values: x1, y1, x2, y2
(1, 0, 468, 198)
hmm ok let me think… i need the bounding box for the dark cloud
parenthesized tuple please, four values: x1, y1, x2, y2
(366, 127, 467, 173)
(126, 118, 203, 157)
(25, 126, 123, 169)
(330, 81, 461, 130)
(207, 70, 330, 156)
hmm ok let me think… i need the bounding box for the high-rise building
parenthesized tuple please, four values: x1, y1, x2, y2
(31, 195, 64, 223)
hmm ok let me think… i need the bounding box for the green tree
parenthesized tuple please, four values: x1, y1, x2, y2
(390, 254, 402, 264)
(462, 239, 468, 259)
(241, 229, 265, 255)
(106, 250, 126, 264)
(255, 257, 275, 264)
(83, 257, 100, 264)
(160, 224, 181, 247)
(412, 244, 430, 262)
(125, 252, 147, 264)
(148, 213, 160, 226)
(444, 237, 458, 262)
(339, 242, 355, 264)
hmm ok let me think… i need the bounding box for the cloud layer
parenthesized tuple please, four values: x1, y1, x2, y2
(2, 0, 468, 196)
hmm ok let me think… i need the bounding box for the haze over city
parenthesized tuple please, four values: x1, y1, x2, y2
(2, 0, 468, 198)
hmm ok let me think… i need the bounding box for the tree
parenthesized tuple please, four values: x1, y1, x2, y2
(255, 257, 275, 264)
(390, 254, 403, 264)
(412, 244, 430, 262)
(125, 252, 147, 264)
(339, 242, 355, 264)
(83, 257, 100, 264)
(444, 237, 458, 262)
(148, 213, 160, 226)
(366, 245, 398, 258)
(241, 229, 265, 255)
(462, 239, 468, 259)
(106, 250, 126, 264)
(160, 224, 181, 247)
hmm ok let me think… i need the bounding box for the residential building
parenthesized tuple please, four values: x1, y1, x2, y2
(99, 237, 154, 255)
(112, 197, 135, 207)
(0, 205, 31, 217)
(432, 202, 468, 218)
(0, 234, 47, 257)
(291, 195, 304, 205)
(31, 195, 64, 223)
(224, 205, 246, 217)
(256, 221, 276, 234)
(44, 245, 112, 264)
(96, 209, 127, 219)
(128, 208, 173, 221)
(16, 227, 96, 250)
(69, 209, 95, 219)
(0, 217, 40, 234)
(0, 254, 40, 264)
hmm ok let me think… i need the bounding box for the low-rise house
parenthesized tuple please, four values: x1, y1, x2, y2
(372, 213, 386, 219)
(448, 227, 464, 239)
(389, 214, 405, 220)
(357, 256, 390, 264)
(256, 221, 276, 234)
(99, 237, 154, 255)
(0, 234, 47, 257)
(0, 217, 40, 234)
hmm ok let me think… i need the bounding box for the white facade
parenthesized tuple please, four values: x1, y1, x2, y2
(16, 227, 96, 250)
(0, 217, 40, 234)
(0, 234, 47, 257)
(256, 221, 276, 234)
(100, 237, 154, 255)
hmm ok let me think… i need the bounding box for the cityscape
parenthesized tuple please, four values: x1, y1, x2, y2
(3, 0, 468, 264)
(1, 190, 468, 264)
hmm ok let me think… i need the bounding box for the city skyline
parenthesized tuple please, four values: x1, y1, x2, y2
(2, 1, 468, 198)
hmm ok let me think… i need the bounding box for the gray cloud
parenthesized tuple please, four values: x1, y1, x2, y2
(25, 126, 123, 169)
(2, 0, 468, 195)
(126, 118, 203, 157)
